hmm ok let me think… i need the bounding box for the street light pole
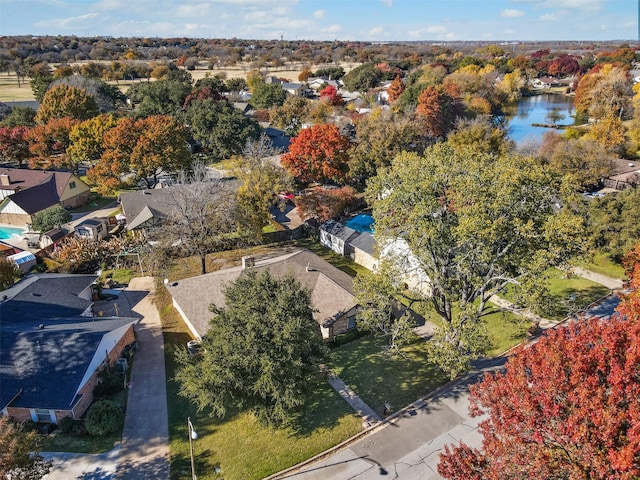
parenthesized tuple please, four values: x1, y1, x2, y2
(188, 417, 198, 480)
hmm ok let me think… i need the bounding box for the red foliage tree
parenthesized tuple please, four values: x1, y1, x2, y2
(0, 126, 31, 167)
(280, 124, 351, 184)
(319, 85, 343, 106)
(438, 303, 640, 479)
(294, 186, 357, 222)
(618, 242, 640, 322)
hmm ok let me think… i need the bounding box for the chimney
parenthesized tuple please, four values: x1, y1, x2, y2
(0, 174, 10, 186)
(242, 256, 255, 269)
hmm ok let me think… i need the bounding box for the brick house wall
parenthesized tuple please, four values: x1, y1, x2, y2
(4, 324, 135, 424)
(325, 306, 358, 340)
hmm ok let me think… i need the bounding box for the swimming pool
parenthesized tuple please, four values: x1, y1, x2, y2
(0, 225, 26, 240)
(345, 213, 375, 234)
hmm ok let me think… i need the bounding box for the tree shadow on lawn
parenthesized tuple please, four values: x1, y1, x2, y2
(288, 379, 357, 437)
(543, 284, 610, 319)
(329, 335, 448, 419)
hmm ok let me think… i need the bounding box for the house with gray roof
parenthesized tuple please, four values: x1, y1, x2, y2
(0, 168, 91, 226)
(349, 231, 378, 272)
(319, 219, 360, 256)
(166, 249, 358, 341)
(0, 273, 137, 424)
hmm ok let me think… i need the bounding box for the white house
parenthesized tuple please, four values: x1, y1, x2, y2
(319, 220, 360, 256)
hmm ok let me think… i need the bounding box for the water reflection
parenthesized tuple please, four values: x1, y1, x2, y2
(502, 94, 576, 144)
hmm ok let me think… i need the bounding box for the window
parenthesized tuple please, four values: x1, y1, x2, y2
(69, 181, 76, 189)
(347, 315, 356, 330)
(96, 225, 103, 233)
(34, 409, 52, 423)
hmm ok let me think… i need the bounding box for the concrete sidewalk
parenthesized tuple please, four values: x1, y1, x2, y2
(571, 266, 624, 290)
(326, 372, 381, 427)
(116, 277, 170, 480)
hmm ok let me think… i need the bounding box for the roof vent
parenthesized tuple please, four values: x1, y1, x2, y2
(306, 262, 314, 272)
(629, 163, 635, 167)
(142, 191, 151, 195)
(39, 324, 44, 329)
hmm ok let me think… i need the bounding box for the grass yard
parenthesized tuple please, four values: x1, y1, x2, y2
(481, 304, 530, 356)
(575, 252, 626, 281)
(39, 430, 122, 454)
(501, 268, 611, 320)
(329, 335, 448, 417)
(156, 278, 361, 480)
(292, 238, 370, 278)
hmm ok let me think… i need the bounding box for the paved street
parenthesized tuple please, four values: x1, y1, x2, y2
(271, 288, 623, 480)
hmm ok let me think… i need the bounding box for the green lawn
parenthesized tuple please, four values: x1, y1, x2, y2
(39, 430, 121, 454)
(501, 268, 611, 320)
(481, 304, 530, 356)
(575, 252, 626, 281)
(69, 194, 118, 213)
(157, 279, 361, 480)
(293, 238, 370, 278)
(329, 335, 448, 417)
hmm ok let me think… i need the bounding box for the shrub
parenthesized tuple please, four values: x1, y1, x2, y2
(85, 400, 124, 436)
(58, 416, 75, 434)
(93, 369, 124, 397)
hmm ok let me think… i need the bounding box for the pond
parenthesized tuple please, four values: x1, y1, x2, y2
(503, 94, 576, 145)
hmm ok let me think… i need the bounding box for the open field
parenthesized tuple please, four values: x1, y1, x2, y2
(0, 61, 358, 103)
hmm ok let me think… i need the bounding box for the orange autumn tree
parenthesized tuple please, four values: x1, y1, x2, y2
(438, 252, 640, 479)
(386, 75, 405, 103)
(416, 84, 463, 138)
(27, 116, 80, 172)
(280, 124, 351, 184)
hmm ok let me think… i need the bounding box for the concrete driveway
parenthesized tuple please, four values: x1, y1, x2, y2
(42, 277, 169, 480)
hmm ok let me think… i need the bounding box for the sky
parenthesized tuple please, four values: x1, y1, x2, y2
(0, 0, 638, 42)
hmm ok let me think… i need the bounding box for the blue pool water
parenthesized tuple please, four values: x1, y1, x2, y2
(0, 226, 25, 239)
(345, 213, 375, 233)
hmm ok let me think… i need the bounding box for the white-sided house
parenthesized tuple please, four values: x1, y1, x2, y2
(380, 237, 431, 296)
(319, 219, 360, 256)
(0, 169, 91, 225)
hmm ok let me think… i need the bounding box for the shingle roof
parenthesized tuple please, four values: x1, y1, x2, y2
(167, 249, 356, 337)
(0, 273, 98, 323)
(0, 273, 135, 411)
(7, 176, 60, 214)
(0, 168, 75, 196)
(350, 231, 376, 255)
(321, 219, 360, 242)
(0, 315, 135, 411)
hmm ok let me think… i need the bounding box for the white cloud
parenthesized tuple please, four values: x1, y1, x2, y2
(380, 0, 393, 6)
(313, 9, 325, 19)
(511, 0, 605, 12)
(408, 25, 448, 39)
(501, 9, 524, 18)
(369, 26, 384, 36)
(322, 24, 342, 33)
(34, 12, 99, 30)
(539, 11, 565, 22)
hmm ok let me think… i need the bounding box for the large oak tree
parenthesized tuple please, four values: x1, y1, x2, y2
(174, 270, 326, 426)
(88, 115, 191, 192)
(367, 143, 583, 377)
